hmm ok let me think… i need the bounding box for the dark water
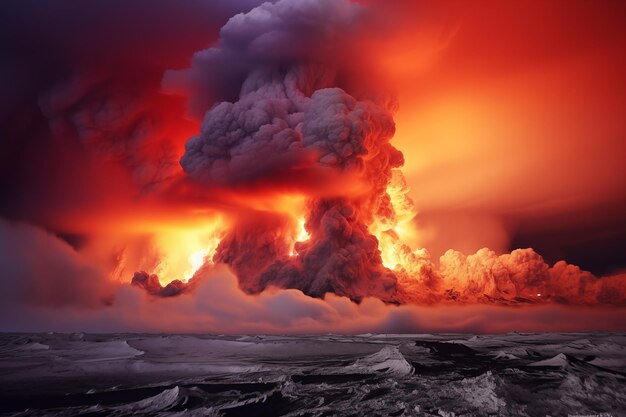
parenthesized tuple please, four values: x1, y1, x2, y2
(0, 333, 624, 416)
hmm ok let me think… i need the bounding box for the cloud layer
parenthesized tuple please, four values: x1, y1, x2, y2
(1, 256, 624, 334)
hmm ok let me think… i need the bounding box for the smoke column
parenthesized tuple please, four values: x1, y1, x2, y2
(163, 0, 408, 302)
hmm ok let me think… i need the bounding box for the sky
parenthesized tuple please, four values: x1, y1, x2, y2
(0, 0, 625, 333)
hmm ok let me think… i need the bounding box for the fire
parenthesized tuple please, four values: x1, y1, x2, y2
(154, 230, 223, 284)
(76, 208, 230, 287)
(290, 218, 310, 257)
(187, 249, 207, 277)
(296, 219, 310, 242)
(370, 169, 422, 271)
(182, 235, 222, 281)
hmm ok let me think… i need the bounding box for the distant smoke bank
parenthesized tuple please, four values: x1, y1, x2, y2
(0, 219, 115, 309)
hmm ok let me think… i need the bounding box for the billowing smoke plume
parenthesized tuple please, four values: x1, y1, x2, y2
(167, 0, 405, 302)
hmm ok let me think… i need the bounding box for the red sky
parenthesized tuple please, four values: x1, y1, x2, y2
(365, 0, 626, 269)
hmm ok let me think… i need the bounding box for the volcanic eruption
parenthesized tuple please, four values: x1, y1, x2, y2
(126, 0, 626, 307)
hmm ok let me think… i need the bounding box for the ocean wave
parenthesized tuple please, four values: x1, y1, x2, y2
(345, 345, 414, 376)
(111, 386, 182, 413)
(2, 333, 624, 416)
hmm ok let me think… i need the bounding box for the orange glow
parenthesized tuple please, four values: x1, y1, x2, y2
(357, 0, 626, 261)
(132, 215, 227, 286)
(290, 218, 310, 257)
(296, 219, 310, 242)
(73, 208, 229, 287)
(153, 226, 223, 284)
(369, 169, 422, 271)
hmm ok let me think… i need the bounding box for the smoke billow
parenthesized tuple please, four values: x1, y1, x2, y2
(436, 248, 626, 305)
(167, 0, 406, 302)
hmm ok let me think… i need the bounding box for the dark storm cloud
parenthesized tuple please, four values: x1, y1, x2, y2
(180, 76, 399, 187)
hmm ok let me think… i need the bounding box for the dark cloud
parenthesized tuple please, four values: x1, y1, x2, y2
(163, 0, 366, 116)
(151, 0, 626, 307)
(131, 271, 191, 297)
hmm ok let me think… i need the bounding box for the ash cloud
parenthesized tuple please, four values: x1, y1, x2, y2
(170, 0, 405, 302)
